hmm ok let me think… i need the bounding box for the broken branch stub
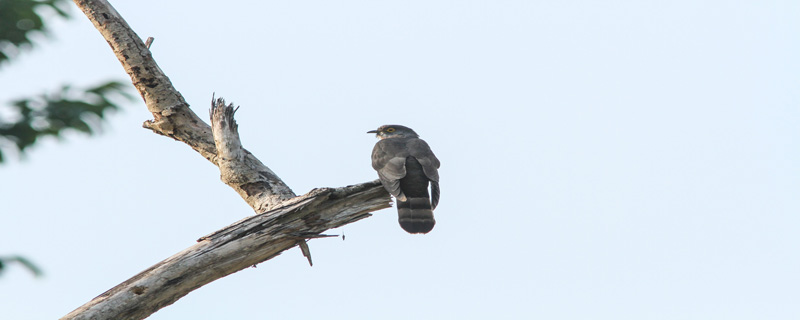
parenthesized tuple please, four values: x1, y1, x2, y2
(210, 97, 295, 211)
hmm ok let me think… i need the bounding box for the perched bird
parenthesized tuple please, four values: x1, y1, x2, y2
(368, 125, 440, 234)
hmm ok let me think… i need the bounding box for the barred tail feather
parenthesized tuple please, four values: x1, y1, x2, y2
(397, 197, 435, 234)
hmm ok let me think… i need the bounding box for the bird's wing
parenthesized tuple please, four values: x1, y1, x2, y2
(430, 180, 440, 210)
(408, 138, 440, 209)
(408, 138, 440, 182)
(372, 139, 409, 200)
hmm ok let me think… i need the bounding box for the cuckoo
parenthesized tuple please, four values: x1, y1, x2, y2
(368, 125, 440, 234)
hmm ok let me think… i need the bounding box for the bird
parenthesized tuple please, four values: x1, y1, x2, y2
(368, 125, 440, 234)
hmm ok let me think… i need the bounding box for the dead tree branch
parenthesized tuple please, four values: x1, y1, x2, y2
(61, 182, 389, 320)
(63, 0, 392, 319)
(73, 0, 294, 211)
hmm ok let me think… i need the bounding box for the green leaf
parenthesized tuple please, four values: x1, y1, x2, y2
(0, 81, 135, 163)
(0, 0, 71, 65)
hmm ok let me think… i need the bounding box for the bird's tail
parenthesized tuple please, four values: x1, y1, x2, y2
(397, 197, 435, 234)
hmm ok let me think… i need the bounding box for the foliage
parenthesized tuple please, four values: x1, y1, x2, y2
(0, 256, 43, 277)
(0, 0, 69, 64)
(0, 82, 134, 161)
(0, 0, 133, 163)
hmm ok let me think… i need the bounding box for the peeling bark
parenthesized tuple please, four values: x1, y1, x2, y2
(61, 182, 390, 320)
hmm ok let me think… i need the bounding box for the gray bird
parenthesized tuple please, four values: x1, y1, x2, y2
(368, 125, 440, 234)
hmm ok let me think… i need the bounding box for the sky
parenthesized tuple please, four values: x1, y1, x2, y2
(1, 0, 799, 319)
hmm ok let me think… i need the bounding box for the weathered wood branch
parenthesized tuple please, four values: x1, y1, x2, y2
(61, 182, 391, 320)
(64, 0, 394, 319)
(73, 0, 295, 210)
(209, 98, 294, 212)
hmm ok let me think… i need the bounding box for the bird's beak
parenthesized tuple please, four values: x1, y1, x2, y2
(367, 130, 378, 134)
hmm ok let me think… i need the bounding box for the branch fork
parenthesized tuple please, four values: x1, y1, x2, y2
(63, 1, 392, 319)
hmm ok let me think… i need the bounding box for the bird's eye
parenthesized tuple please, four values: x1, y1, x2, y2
(386, 128, 396, 132)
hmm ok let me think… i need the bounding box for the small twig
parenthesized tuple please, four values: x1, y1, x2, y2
(288, 233, 339, 239)
(297, 240, 313, 267)
(145, 36, 154, 48)
(289, 233, 340, 266)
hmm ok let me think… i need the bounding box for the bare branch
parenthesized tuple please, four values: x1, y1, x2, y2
(73, 0, 201, 145)
(61, 181, 391, 320)
(72, 0, 295, 209)
(66, 1, 395, 319)
(210, 97, 295, 210)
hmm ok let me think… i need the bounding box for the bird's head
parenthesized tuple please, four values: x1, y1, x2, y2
(367, 125, 419, 139)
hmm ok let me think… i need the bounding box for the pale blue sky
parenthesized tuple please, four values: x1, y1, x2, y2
(1, 1, 798, 319)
